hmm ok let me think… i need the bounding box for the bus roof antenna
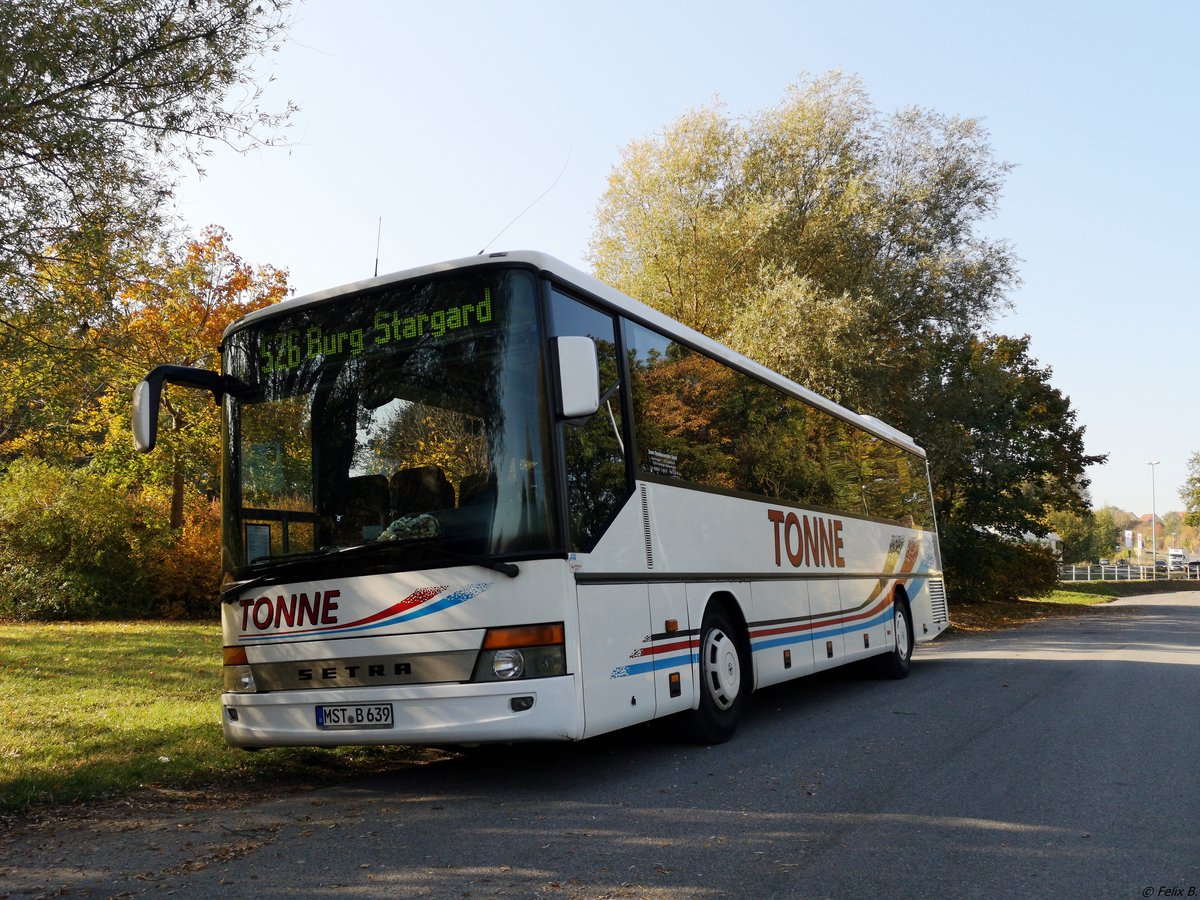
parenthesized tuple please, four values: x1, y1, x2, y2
(374, 216, 382, 277)
(478, 150, 571, 255)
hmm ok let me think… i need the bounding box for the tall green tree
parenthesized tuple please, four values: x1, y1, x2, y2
(589, 72, 1101, 601)
(0, 0, 294, 313)
(1181, 452, 1200, 527)
(1094, 506, 1129, 559)
(1047, 509, 1095, 565)
(1049, 505, 1123, 565)
(591, 73, 1017, 372)
(903, 334, 1100, 523)
(590, 103, 758, 337)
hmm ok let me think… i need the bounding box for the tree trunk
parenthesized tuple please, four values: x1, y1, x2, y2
(170, 468, 185, 530)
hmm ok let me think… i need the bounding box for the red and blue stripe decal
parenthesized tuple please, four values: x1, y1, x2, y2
(611, 634, 699, 678)
(609, 595, 895, 679)
(609, 535, 928, 678)
(238, 582, 493, 643)
(748, 593, 893, 652)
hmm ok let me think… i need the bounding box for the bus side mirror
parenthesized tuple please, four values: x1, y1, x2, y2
(132, 377, 161, 452)
(554, 336, 600, 419)
(132, 365, 244, 453)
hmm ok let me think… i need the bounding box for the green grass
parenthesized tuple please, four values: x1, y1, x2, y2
(1053, 578, 1200, 598)
(0, 621, 426, 817)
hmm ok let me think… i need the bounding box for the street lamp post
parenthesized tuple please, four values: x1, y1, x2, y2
(1148, 460, 1160, 577)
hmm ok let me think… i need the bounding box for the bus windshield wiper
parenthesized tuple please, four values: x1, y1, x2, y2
(223, 538, 519, 602)
(334, 539, 520, 578)
(223, 546, 355, 601)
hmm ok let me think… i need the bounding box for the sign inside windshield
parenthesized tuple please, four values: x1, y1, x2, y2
(259, 287, 495, 375)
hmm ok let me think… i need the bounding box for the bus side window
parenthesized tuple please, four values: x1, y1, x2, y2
(548, 288, 631, 552)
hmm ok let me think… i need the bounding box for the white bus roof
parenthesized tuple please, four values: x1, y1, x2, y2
(224, 250, 926, 458)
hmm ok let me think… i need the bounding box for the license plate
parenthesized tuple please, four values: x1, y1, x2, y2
(315, 703, 394, 729)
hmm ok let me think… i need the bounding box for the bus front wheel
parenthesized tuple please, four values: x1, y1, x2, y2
(686, 606, 749, 743)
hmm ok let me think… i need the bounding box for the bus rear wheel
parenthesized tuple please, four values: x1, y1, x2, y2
(875, 595, 913, 679)
(685, 606, 749, 743)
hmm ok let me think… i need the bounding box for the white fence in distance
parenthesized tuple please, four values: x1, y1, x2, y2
(1058, 564, 1199, 582)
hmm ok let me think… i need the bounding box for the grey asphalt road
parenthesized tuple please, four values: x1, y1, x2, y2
(3, 593, 1199, 899)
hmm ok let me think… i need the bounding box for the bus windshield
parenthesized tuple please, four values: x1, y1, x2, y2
(221, 267, 557, 578)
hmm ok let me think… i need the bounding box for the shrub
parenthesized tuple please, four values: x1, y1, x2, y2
(147, 496, 222, 619)
(0, 552, 103, 619)
(0, 460, 173, 619)
(942, 526, 1059, 604)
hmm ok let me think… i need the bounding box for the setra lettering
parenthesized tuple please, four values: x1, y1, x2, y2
(298, 662, 414, 682)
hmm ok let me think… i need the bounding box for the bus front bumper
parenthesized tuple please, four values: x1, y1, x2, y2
(222, 676, 579, 748)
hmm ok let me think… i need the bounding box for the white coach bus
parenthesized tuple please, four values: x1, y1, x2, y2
(132, 251, 948, 747)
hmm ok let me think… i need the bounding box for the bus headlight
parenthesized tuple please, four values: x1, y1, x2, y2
(223, 646, 257, 693)
(224, 665, 257, 693)
(472, 623, 566, 682)
(493, 649, 524, 679)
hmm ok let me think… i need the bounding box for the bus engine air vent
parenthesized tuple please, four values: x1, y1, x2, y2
(928, 579, 949, 624)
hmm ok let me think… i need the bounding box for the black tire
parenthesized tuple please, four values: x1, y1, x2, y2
(875, 594, 914, 679)
(685, 605, 750, 743)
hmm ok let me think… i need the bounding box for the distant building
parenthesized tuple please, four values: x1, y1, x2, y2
(1030, 532, 1062, 556)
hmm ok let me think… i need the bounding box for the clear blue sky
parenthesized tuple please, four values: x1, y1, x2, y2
(173, 0, 1199, 517)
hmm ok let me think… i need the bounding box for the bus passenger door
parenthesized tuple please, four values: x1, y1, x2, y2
(577, 583, 656, 738)
(649, 582, 693, 718)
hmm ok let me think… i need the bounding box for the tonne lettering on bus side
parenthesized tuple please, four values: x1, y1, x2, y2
(766, 509, 846, 569)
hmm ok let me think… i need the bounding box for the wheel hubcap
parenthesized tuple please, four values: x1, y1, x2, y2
(702, 628, 741, 711)
(895, 606, 910, 662)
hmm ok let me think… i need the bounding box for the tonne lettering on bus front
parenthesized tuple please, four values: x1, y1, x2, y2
(239, 590, 341, 631)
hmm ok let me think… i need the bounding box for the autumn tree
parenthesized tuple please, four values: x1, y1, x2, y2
(1096, 507, 1131, 558)
(0, 226, 288, 621)
(589, 72, 1100, 601)
(0, 0, 294, 315)
(0, 227, 288, 521)
(0, 220, 149, 461)
(94, 227, 291, 526)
